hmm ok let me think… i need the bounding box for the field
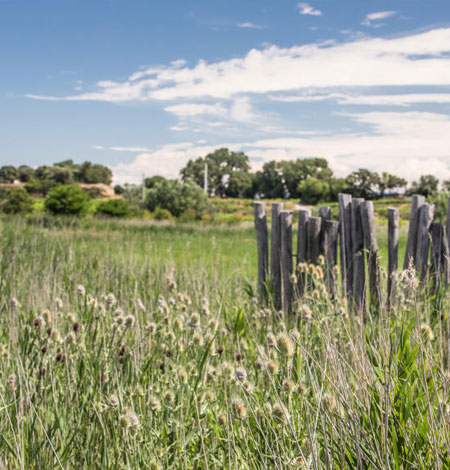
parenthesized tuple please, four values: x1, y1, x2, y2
(0, 215, 449, 469)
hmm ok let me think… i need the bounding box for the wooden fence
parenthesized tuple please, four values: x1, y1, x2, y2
(253, 194, 450, 314)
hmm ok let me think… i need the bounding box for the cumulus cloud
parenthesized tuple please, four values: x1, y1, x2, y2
(297, 3, 323, 16)
(362, 10, 396, 26)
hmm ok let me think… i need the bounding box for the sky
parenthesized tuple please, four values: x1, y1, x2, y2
(2, 0, 450, 184)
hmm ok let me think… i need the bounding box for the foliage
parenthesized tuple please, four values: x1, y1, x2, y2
(44, 184, 91, 216)
(428, 191, 449, 222)
(145, 179, 207, 218)
(0, 187, 33, 214)
(18, 165, 35, 183)
(345, 168, 380, 199)
(24, 178, 58, 195)
(153, 207, 173, 220)
(0, 165, 19, 183)
(144, 175, 166, 189)
(95, 199, 130, 218)
(378, 171, 407, 196)
(409, 174, 439, 197)
(297, 177, 329, 204)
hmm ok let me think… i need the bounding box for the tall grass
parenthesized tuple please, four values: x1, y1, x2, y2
(0, 216, 448, 469)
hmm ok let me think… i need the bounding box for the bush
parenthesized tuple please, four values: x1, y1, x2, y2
(45, 185, 90, 216)
(145, 180, 207, 218)
(25, 179, 58, 195)
(153, 208, 172, 220)
(0, 188, 33, 214)
(95, 199, 130, 218)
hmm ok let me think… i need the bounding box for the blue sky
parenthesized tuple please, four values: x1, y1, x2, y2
(2, 0, 450, 183)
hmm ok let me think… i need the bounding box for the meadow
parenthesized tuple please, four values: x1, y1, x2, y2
(0, 215, 449, 469)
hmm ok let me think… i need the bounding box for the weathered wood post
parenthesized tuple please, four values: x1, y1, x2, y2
(387, 208, 399, 309)
(271, 202, 283, 310)
(280, 211, 293, 314)
(404, 194, 425, 269)
(297, 209, 311, 295)
(430, 222, 444, 287)
(318, 206, 331, 255)
(338, 194, 352, 301)
(415, 204, 434, 281)
(324, 220, 339, 296)
(362, 201, 380, 311)
(254, 202, 268, 302)
(307, 217, 322, 265)
(351, 198, 366, 313)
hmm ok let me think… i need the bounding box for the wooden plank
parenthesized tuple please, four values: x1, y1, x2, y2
(403, 194, 425, 269)
(254, 202, 269, 302)
(430, 222, 443, 287)
(297, 209, 311, 296)
(338, 193, 352, 300)
(324, 220, 339, 296)
(270, 202, 283, 310)
(415, 204, 434, 281)
(280, 210, 293, 314)
(442, 230, 450, 286)
(318, 206, 331, 255)
(307, 217, 322, 265)
(351, 198, 365, 313)
(387, 208, 399, 309)
(362, 201, 380, 311)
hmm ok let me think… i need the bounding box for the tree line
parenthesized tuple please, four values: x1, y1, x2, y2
(0, 160, 112, 195)
(172, 148, 442, 203)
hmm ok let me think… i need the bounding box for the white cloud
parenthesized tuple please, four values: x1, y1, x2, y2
(27, 28, 450, 103)
(164, 102, 227, 117)
(297, 3, 323, 16)
(362, 10, 396, 26)
(237, 22, 264, 30)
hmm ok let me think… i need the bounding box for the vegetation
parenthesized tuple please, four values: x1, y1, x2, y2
(45, 184, 91, 216)
(0, 216, 449, 468)
(95, 199, 130, 218)
(0, 187, 33, 214)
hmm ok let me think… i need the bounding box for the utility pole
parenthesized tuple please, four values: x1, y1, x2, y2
(204, 162, 208, 195)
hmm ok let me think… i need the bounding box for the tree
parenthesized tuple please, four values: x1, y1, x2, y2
(254, 161, 284, 198)
(144, 176, 166, 189)
(225, 171, 255, 198)
(78, 162, 112, 185)
(409, 175, 439, 197)
(145, 180, 207, 218)
(378, 172, 407, 197)
(0, 188, 32, 214)
(297, 177, 329, 204)
(345, 169, 380, 199)
(18, 165, 35, 183)
(114, 184, 125, 195)
(0, 166, 18, 183)
(181, 148, 250, 197)
(45, 185, 90, 216)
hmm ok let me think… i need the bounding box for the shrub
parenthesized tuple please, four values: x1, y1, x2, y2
(145, 180, 207, 218)
(0, 188, 33, 214)
(45, 185, 90, 216)
(25, 179, 58, 195)
(95, 199, 130, 218)
(153, 208, 172, 220)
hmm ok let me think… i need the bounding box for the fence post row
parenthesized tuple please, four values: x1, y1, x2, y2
(254, 193, 450, 314)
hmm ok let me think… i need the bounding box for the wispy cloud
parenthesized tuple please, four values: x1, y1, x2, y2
(362, 10, 396, 26)
(237, 22, 264, 30)
(297, 3, 323, 17)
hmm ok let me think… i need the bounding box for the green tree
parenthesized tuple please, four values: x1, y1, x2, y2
(181, 148, 250, 197)
(145, 180, 207, 218)
(345, 169, 380, 199)
(45, 185, 90, 216)
(144, 176, 166, 189)
(0, 166, 18, 183)
(0, 188, 33, 214)
(225, 171, 255, 198)
(254, 161, 284, 198)
(78, 162, 112, 185)
(18, 165, 35, 183)
(378, 172, 407, 197)
(408, 175, 439, 197)
(297, 177, 329, 204)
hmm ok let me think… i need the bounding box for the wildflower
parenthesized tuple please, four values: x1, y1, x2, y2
(178, 367, 188, 384)
(421, 323, 434, 342)
(109, 395, 119, 407)
(77, 285, 85, 296)
(231, 398, 247, 419)
(313, 266, 324, 280)
(273, 403, 289, 423)
(192, 332, 203, 346)
(282, 379, 295, 393)
(124, 315, 135, 328)
(218, 413, 227, 426)
(87, 296, 98, 308)
(42, 309, 52, 324)
(33, 316, 45, 328)
(106, 293, 116, 307)
(277, 333, 295, 357)
(318, 255, 325, 266)
(164, 390, 175, 404)
(333, 265, 340, 275)
(11, 298, 20, 309)
(8, 374, 16, 390)
(146, 322, 157, 333)
(290, 328, 300, 341)
(50, 329, 62, 343)
(150, 397, 161, 412)
(290, 273, 298, 284)
(55, 298, 63, 310)
(188, 313, 201, 328)
(300, 304, 312, 320)
(267, 360, 279, 375)
(207, 319, 218, 330)
(73, 322, 81, 332)
(65, 332, 76, 344)
(235, 368, 247, 381)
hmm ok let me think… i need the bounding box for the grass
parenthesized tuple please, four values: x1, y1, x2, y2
(0, 215, 448, 469)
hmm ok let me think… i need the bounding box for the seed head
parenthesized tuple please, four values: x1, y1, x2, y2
(77, 285, 85, 296)
(267, 360, 279, 375)
(188, 313, 201, 328)
(235, 368, 247, 381)
(231, 398, 247, 419)
(11, 298, 20, 309)
(33, 316, 45, 328)
(106, 293, 116, 307)
(273, 403, 289, 423)
(277, 333, 295, 357)
(124, 315, 135, 328)
(150, 397, 161, 412)
(109, 395, 119, 407)
(282, 379, 295, 393)
(55, 298, 63, 310)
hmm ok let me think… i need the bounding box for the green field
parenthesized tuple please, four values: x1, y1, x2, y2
(0, 216, 448, 469)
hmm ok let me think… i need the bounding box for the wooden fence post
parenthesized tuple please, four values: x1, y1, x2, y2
(387, 208, 399, 309)
(324, 220, 339, 296)
(307, 217, 322, 265)
(430, 222, 444, 287)
(318, 206, 331, 255)
(271, 203, 283, 310)
(254, 202, 268, 302)
(415, 204, 434, 281)
(297, 209, 311, 295)
(404, 194, 425, 269)
(338, 194, 352, 301)
(351, 198, 366, 313)
(362, 201, 380, 311)
(280, 211, 293, 314)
